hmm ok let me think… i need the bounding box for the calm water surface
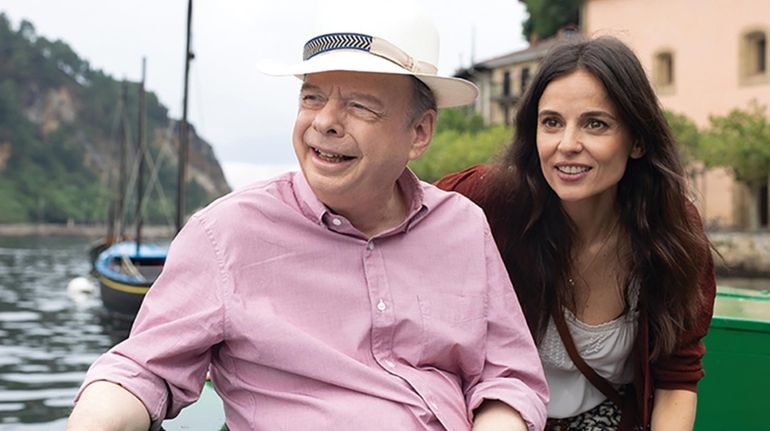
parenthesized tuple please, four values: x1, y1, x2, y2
(0, 235, 132, 430)
(0, 235, 768, 429)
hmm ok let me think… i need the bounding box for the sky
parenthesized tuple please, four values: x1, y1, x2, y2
(0, 0, 529, 189)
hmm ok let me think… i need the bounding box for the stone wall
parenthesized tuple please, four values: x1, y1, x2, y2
(709, 231, 770, 277)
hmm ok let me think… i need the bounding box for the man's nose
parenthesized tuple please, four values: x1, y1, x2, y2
(312, 101, 345, 137)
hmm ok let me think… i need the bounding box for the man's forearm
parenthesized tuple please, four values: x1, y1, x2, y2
(67, 381, 151, 431)
(472, 400, 528, 431)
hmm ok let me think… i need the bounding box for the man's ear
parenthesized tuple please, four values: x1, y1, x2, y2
(630, 140, 645, 159)
(408, 109, 437, 161)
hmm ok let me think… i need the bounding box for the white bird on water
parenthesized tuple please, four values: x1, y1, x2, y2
(67, 276, 96, 304)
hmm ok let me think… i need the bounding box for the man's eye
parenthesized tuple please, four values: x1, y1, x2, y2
(301, 94, 324, 105)
(350, 102, 372, 112)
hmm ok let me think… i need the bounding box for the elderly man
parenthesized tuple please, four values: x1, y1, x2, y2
(66, 1, 547, 430)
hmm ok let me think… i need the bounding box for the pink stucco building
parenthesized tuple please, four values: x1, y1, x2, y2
(582, 0, 770, 229)
(460, 0, 770, 229)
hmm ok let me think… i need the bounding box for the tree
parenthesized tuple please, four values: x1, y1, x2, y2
(410, 108, 511, 182)
(700, 102, 770, 228)
(522, 0, 580, 41)
(665, 110, 700, 165)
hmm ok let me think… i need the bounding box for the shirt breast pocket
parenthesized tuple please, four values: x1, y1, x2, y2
(416, 292, 486, 372)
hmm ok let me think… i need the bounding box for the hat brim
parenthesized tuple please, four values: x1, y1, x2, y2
(258, 50, 478, 108)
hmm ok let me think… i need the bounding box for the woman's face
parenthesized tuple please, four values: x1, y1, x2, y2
(536, 69, 643, 207)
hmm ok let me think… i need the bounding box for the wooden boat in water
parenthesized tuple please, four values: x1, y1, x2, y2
(91, 60, 168, 319)
(94, 241, 166, 317)
(92, 0, 194, 319)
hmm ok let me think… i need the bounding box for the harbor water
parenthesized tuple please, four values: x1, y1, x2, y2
(0, 235, 132, 430)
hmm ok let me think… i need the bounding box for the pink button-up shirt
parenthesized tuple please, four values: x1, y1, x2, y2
(77, 170, 547, 430)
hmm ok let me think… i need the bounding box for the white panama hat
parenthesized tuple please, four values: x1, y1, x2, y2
(258, 0, 479, 108)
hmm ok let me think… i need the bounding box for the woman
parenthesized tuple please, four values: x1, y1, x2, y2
(436, 36, 715, 430)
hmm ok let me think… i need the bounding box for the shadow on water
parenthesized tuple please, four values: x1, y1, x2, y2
(0, 235, 134, 428)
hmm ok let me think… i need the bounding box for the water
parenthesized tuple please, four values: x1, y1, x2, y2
(0, 235, 768, 429)
(0, 235, 131, 430)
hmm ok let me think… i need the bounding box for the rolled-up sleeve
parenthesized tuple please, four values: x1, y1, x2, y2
(465, 225, 549, 431)
(74, 214, 227, 430)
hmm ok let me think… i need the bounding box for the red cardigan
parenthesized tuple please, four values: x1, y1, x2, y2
(435, 164, 717, 429)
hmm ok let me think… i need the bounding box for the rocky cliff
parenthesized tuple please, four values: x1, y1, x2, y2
(0, 14, 230, 223)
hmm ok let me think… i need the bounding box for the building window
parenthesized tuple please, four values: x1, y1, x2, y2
(740, 30, 769, 84)
(748, 32, 767, 74)
(653, 50, 674, 91)
(520, 67, 530, 95)
(503, 71, 511, 97)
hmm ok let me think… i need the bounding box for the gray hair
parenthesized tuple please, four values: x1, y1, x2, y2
(407, 77, 437, 126)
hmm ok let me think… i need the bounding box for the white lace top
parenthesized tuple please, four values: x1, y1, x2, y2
(539, 287, 639, 418)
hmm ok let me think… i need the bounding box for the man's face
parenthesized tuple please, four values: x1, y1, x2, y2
(292, 71, 431, 213)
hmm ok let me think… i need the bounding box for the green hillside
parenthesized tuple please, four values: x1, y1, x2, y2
(0, 14, 229, 225)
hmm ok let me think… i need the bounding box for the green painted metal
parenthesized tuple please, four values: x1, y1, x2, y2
(695, 285, 770, 430)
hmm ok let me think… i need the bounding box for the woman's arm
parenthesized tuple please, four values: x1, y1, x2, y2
(650, 389, 697, 431)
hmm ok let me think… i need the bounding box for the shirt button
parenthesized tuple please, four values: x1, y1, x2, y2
(367, 241, 375, 250)
(377, 299, 386, 312)
(332, 218, 342, 226)
(383, 359, 396, 368)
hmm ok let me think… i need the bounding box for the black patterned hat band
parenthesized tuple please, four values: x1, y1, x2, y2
(303, 32, 438, 75)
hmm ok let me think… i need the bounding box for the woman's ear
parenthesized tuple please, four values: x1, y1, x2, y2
(630, 140, 645, 159)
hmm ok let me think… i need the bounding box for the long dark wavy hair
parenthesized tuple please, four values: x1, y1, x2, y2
(480, 36, 710, 359)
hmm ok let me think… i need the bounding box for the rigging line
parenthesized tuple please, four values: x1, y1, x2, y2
(131, 119, 178, 229)
(148, 120, 184, 228)
(115, 83, 134, 240)
(121, 144, 142, 225)
(105, 91, 123, 190)
(139, 145, 176, 228)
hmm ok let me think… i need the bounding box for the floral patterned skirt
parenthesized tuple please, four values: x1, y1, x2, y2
(545, 397, 622, 430)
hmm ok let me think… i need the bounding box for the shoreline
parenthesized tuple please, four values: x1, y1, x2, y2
(2, 224, 770, 278)
(0, 223, 175, 239)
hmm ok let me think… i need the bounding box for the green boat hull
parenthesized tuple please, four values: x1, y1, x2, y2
(695, 286, 770, 430)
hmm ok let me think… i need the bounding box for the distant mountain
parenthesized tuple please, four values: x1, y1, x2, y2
(0, 14, 230, 224)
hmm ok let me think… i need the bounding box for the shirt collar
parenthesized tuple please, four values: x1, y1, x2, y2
(291, 169, 429, 236)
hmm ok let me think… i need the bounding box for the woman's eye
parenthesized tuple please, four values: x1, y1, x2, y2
(542, 118, 560, 128)
(586, 119, 608, 129)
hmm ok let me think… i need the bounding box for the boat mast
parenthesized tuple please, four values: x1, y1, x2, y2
(176, 0, 193, 233)
(117, 81, 130, 241)
(135, 58, 147, 254)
